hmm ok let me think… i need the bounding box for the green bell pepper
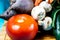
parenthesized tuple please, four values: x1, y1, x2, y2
(52, 9, 60, 40)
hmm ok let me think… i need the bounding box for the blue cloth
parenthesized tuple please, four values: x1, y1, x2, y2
(0, 0, 10, 14)
(0, 0, 10, 31)
(0, 18, 4, 31)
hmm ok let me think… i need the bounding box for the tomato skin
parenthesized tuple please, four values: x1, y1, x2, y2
(6, 14, 38, 40)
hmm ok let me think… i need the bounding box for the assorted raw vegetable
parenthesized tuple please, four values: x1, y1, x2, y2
(0, 0, 60, 40)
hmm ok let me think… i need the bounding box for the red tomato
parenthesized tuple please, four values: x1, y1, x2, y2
(6, 14, 38, 40)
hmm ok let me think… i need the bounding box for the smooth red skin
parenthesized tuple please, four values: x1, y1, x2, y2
(6, 14, 38, 40)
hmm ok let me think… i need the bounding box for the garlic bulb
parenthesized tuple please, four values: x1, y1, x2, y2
(31, 6, 46, 20)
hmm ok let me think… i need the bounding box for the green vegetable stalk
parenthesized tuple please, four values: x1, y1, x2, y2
(51, 0, 60, 40)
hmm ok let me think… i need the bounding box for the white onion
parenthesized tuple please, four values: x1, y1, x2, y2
(39, 1, 52, 12)
(43, 17, 52, 30)
(31, 6, 46, 20)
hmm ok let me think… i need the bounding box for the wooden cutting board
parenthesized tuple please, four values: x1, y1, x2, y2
(0, 21, 56, 40)
(0, 21, 11, 40)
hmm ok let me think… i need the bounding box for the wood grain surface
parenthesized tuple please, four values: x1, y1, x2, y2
(0, 21, 11, 40)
